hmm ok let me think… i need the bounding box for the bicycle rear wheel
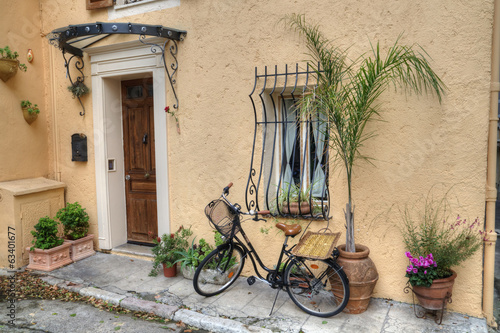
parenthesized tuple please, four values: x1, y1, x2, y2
(285, 258, 349, 317)
(193, 243, 245, 297)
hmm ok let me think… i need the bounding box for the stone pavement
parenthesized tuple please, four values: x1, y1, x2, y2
(6, 252, 489, 333)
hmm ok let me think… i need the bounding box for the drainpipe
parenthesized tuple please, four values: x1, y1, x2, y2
(485, 0, 500, 326)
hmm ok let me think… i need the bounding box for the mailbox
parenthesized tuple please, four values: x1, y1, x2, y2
(71, 133, 88, 162)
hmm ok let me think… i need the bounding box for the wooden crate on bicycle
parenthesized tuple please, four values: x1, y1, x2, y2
(291, 231, 341, 260)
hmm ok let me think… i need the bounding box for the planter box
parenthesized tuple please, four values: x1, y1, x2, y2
(26, 242, 72, 272)
(65, 234, 95, 262)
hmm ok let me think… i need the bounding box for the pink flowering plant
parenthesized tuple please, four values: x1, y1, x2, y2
(401, 191, 483, 282)
(405, 252, 438, 287)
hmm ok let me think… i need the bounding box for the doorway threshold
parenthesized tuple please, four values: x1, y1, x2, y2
(111, 243, 154, 261)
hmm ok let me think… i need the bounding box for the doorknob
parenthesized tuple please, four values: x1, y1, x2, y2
(144, 172, 150, 179)
(142, 133, 148, 145)
(125, 175, 131, 181)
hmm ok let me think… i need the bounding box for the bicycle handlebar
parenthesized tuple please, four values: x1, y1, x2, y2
(220, 183, 268, 221)
(223, 182, 233, 195)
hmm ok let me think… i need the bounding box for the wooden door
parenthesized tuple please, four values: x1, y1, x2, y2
(122, 78, 157, 244)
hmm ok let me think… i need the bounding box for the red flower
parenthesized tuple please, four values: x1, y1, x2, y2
(156, 237, 161, 243)
(164, 106, 170, 113)
(170, 233, 175, 239)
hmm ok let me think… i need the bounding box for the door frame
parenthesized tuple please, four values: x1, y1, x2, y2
(86, 38, 170, 250)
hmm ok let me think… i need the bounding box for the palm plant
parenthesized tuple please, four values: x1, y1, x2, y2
(284, 14, 445, 252)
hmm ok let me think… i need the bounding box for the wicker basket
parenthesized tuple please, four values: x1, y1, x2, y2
(204, 199, 240, 238)
(291, 231, 341, 260)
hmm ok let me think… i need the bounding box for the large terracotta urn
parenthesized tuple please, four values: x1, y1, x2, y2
(412, 270, 456, 310)
(335, 244, 379, 314)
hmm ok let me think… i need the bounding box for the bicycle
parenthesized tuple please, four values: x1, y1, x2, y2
(192, 182, 350, 317)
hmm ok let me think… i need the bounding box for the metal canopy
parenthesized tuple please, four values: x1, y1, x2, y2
(47, 22, 187, 116)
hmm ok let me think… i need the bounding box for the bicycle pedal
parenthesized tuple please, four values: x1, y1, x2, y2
(247, 276, 256, 285)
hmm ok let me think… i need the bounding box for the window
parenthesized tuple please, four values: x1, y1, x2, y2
(245, 65, 330, 219)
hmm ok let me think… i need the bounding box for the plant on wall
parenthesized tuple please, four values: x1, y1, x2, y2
(284, 14, 446, 253)
(21, 100, 40, 115)
(68, 81, 90, 99)
(0, 46, 27, 71)
(0, 46, 27, 82)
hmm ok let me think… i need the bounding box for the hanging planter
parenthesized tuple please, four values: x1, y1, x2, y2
(20, 100, 40, 125)
(0, 46, 27, 82)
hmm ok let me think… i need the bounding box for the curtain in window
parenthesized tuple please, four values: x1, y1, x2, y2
(311, 112, 327, 198)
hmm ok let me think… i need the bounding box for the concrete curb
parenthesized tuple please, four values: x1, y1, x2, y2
(174, 309, 273, 333)
(36, 275, 272, 333)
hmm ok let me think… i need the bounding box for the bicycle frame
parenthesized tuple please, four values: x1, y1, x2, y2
(228, 222, 296, 287)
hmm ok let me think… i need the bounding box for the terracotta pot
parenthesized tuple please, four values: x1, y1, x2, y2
(0, 59, 19, 82)
(65, 234, 95, 262)
(162, 262, 177, 277)
(281, 202, 311, 214)
(335, 244, 379, 314)
(26, 242, 73, 272)
(22, 107, 38, 125)
(412, 270, 457, 310)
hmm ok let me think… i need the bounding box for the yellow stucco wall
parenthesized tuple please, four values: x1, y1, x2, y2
(0, 0, 493, 317)
(0, 0, 50, 181)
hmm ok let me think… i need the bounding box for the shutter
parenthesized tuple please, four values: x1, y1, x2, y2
(86, 0, 113, 10)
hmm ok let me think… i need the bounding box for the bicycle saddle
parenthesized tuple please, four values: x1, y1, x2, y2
(275, 222, 302, 237)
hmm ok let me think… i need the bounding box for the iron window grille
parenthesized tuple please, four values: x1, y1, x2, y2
(245, 64, 330, 220)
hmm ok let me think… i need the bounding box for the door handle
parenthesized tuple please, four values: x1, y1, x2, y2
(142, 133, 148, 145)
(125, 175, 131, 181)
(144, 172, 150, 179)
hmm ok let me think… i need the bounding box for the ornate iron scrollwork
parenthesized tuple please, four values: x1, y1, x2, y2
(46, 22, 187, 116)
(139, 35, 181, 110)
(62, 50, 86, 116)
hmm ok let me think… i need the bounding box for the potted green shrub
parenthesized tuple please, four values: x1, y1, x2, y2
(0, 46, 27, 82)
(149, 226, 193, 277)
(284, 14, 445, 313)
(402, 194, 483, 310)
(175, 231, 225, 279)
(27, 216, 72, 271)
(55, 202, 95, 261)
(20, 100, 40, 125)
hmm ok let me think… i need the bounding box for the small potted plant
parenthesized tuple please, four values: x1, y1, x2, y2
(0, 46, 27, 82)
(27, 216, 72, 271)
(276, 182, 316, 215)
(402, 194, 483, 310)
(55, 202, 95, 261)
(149, 226, 193, 277)
(20, 100, 40, 125)
(68, 81, 90, 99)
(175, 231, 224, 279)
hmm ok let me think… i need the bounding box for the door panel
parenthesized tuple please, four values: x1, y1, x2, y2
(122, 78, 157, 243)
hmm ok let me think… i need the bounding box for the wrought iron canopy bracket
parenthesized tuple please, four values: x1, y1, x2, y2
(47, 22, 187, 116)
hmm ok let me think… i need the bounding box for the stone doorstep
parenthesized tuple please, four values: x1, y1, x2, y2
(64, 234, 96, 262)
(26, 243, 73, 272)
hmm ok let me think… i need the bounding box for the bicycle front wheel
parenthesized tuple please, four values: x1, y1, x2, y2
(285, 258, 349, 317)
(193, 243, 245, 297)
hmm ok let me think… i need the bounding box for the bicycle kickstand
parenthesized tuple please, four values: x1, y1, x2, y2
(269, 288, 281, 316)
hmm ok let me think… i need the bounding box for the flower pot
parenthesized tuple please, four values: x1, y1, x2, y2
(65, 234, 95, 262)
(412, 270, 457, 310)
(162, 262, 177, 277)
(281, 202, 311, 214)
(0, 59, 19, 82)
(26, 242, 73, 272)
(22, 107, 38, 125)
(334, 244, 379, 314)
(181, 265, 196, 280)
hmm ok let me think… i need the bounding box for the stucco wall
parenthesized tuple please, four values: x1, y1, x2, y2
(0, 0, 50, 181)
(31, 0, 494, 317)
